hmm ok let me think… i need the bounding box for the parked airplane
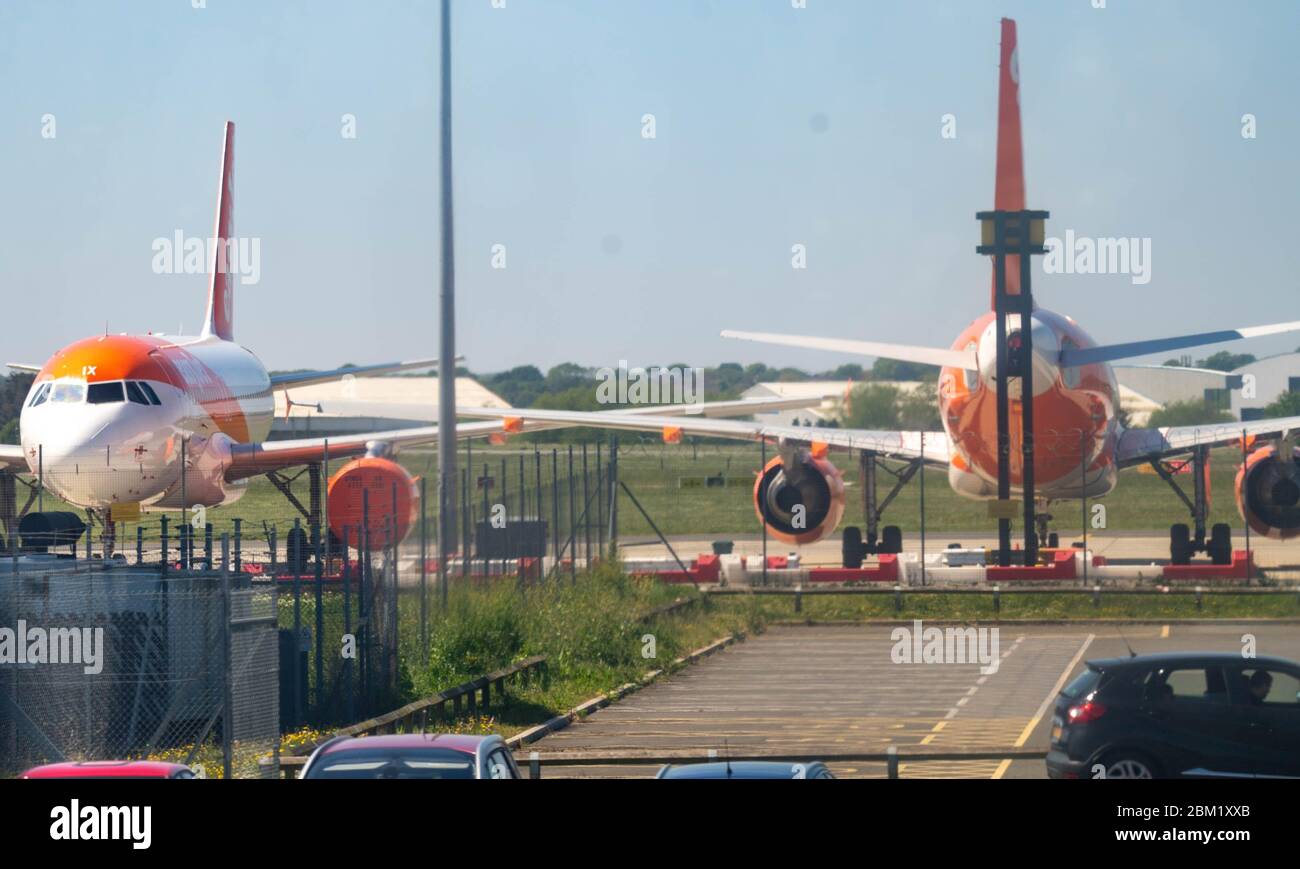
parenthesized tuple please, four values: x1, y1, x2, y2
(457, 19, 1300, 566)
(0, 122, 824, 549)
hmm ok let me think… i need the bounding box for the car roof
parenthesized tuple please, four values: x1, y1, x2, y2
(22, 760, 190, 778)
(1087, 652, 1298, 671)
(657, 761, 825, 779)
(320, 733, 498, 756)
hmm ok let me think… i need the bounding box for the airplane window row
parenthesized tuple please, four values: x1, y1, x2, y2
(28, 380, 162, 408)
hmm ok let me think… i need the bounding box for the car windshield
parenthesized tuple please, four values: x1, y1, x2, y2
(306, 749, 476, 779)
(87, 382, 125, 404)
(49, 382, 86, 404)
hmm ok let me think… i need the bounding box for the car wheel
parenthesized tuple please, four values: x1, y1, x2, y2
(1099, 751, 1160, 780)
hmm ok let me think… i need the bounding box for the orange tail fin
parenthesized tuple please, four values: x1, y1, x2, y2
(990, 18, 1027, 305)
(202, 121, 236, 340)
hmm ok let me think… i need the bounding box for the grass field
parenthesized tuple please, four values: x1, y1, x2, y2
(19, 442, 1261, 550)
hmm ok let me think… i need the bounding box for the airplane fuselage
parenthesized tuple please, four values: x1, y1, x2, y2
(19, 333, 274, 510)
(939, 306, 1121, 503)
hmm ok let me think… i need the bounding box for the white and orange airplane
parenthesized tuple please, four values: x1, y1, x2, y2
(457, 19, 1300, 565)
(0, 123, 828, 547)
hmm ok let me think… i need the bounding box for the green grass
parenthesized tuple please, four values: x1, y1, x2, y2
(392, 559, 761, 737)
(722, 590, 1300, 622)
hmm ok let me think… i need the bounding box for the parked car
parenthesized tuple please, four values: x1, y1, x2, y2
(1047, 652, 1300, 779)
(298, 734, 521, 779)
(656, 761, 834, 779)
(21, 761, 196, 779)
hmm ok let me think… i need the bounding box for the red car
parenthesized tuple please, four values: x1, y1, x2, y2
(20, 761, 197, 779)
(299, 734, 521, 779)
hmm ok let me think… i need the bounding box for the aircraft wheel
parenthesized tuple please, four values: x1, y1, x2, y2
(1208, 523, 1233, 566)
(842, 527, 865, 569)
(880, 525, 903, 555)
(1047, 532, 1060, 549)
(1169, 523, 1192, 566)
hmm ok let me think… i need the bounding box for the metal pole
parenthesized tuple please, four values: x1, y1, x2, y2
(993, 221, 1012, 567)
(581, 443, 592, 567)
(1018, 240, 1038, 566)
(1243, 429, 1252, 583)
(1081, 430, 1089, 586)
(551, 450, 560, 580)
(761, 438, 768, 585)
(919, 432, 926, 586)
(435, 0, 459, 637)
(420, 476, 428, 660)
(567, 446, 577, 584)
(37, 444, 43, 513)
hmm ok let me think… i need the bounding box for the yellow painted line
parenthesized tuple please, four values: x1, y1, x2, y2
(920, 734, 937, 745)
(1161, 625, 1170, 639)
(930, 721, 947, 732)
(992, 633, 1095, 780)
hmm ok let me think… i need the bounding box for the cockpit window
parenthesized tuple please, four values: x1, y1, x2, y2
(137, 382, 162, 406)
(27, 383, 51, 408)
(50, 382, 86, 404)
(87, 382, 125, 404)
(125, 381, 150, 406)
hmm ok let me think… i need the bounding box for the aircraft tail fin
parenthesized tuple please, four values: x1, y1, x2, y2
(202, 121, 236, 340)
(990, 18, 1027, 305)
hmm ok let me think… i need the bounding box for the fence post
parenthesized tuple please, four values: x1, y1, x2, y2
(160, 516, 169, 575)
(993, 584, 1001, 615)
(894, 584, 903, 613)
(1092, 584, 1101, 608)
(220, 558, 235, 779)
(794, 585, 802, 614)
(529, 751, 541, 780)
(887, 745, 899, 780)
(233, 518, 242, 573)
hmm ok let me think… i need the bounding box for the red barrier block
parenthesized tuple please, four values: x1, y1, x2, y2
(694, 554, 721, 583)
(807, 554, 900, 583)
(1162, 550, 1255, 582)
(986, 550, 1077, 582)
(766, 555, 789, 569)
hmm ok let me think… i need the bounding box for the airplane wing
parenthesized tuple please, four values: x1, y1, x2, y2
(454, 407, 951, 465)
(0, 444, 26, 471)
(1061, 319, 1300, 368)
(721, 330, 976, 371)
(5, 363, 40, 373)
(1116, 416, 1300, 468)
(269, 356, 460, 390)
(224, 395, 836, 481)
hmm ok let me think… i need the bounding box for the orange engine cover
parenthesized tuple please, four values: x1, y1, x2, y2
(1235, 444, 1300, 540)
(327, 457, 420, 546)
(752, 454, 846, 546)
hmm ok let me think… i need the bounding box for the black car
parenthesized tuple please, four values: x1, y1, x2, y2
(1046, 652, 1300, 779)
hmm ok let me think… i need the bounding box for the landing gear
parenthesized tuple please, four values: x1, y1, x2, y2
(840, 451, 918, 567)
(1150, 445, 1232, 565)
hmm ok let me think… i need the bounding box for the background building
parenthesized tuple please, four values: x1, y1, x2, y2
(271, 376, 509, 439)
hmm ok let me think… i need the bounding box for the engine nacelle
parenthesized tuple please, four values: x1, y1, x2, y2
(752, 452, 846, 545)
(327, 457, 420, 546)
(1235, 444, 1300, 540)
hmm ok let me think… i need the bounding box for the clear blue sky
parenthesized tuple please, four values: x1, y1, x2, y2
(2, 0, 1298, 374)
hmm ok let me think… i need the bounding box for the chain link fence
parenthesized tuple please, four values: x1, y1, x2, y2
(0, 560, 279, 778)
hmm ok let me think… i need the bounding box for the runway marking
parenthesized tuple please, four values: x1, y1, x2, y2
(1161, 625, 1170, 639)
(992, 632, 1094, 780)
